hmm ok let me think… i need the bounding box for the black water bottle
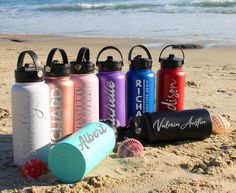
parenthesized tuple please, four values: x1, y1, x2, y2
(117, 109, 212, 143)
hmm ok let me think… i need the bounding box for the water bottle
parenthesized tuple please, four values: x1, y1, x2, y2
(44, 48, 74, 144)
(127, 45, 155, 121)
(70, 47, 99, 132)
(11, 50, 50, 166)
(48, 121, 116, 183)
(96, 46, 126, 127)
(117, 109, 212, 143)
(156, 45, 185, 112)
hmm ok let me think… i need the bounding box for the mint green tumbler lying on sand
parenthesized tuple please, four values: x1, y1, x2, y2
(48, 122, 116, 183)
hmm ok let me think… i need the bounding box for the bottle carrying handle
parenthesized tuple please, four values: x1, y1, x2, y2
(159, 45, 185, 64)
(96, 46, 124, 66)
(46, 48, 68, 67)
(76, 47, 90, 65)
(128, 44, 152, 61)
(17, 50, 43, 77)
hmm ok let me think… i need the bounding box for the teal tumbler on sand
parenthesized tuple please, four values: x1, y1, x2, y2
(48, 122, 116, 183)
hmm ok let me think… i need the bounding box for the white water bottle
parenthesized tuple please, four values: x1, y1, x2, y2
(11, 50, 51, 166)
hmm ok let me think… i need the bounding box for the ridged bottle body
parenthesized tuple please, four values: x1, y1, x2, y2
(45, 76, 74, 144)
(71, 74, 99, 132)
(11, 82, 50, 166)
(127, 69, 155, 120)
(156, 68, 185, 112)
(97, 71, 126, 127)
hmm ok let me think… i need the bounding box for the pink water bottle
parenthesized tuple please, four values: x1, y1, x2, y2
(45, 48, 74, 144)
(70, 47, 99, 132)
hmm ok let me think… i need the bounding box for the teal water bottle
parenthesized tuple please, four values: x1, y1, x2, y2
(48, 121, 116, 183)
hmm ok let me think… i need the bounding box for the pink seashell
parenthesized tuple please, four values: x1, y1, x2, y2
(211, 115, 230, 134)
(117, 138, 144, 158)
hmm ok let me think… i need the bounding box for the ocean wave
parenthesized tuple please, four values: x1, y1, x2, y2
(0, 0, 230, 15)
(36, 1, 236, 13)
(37, 3, 160, 12)
(191, 1, 236, 8)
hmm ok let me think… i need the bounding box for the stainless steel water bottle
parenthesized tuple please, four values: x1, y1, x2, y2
(71, 47, 99, 132)
(48, 121, 116, 183)
(96, 46, 126, 127)
(117, 109, 212, 143)
(157, 45, 185, 112)
(11, 50, 51, 166)
(127, 45, 155, 120)
(45, 48, 74, 144)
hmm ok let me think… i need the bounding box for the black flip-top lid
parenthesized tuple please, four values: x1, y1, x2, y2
(96, 46, 123, 72)
(70, 47, 95, 74)
(45, 48, 71, 77)
(128, 45, 152, 70)
(159, 45, 185, 68)
(15, 50, 44, 83)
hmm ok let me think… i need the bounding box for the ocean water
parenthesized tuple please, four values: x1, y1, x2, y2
(1, 0, 236, 45)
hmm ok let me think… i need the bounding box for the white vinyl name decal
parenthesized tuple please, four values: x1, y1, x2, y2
(78, 124, 107, 151)
(153, 116, 206, 132)
(105, 81, 121, 127)
(135, 80, 142, 116)
(18, 95, 44, 158)
(50, 88, 63, 143)
(161, 79, 179, 111)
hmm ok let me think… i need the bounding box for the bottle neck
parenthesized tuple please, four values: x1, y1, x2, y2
(116, 116, 148, 141)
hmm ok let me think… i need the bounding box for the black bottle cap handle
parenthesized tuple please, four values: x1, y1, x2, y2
(76, 47, 90, 65)
(128, 44, 152, 61)
(46, 48, 68, 67)
(17, 50, 43, 78)
(159, 45, 185, 64)
(96, 46, 124, 66)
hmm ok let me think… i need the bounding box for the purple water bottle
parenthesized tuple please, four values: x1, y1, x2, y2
(96, 46, 126, 127)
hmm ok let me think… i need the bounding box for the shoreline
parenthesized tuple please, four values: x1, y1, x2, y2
(1, 33, 236, 48)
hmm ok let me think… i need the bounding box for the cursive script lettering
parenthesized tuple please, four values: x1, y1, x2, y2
(31, 102, 44, 119)
(78, 124, 107, 151)
(180, 116, 206, 130)
(105, 81, 121, 127)
(18, 96, 44, 158)
(153, 117, 181, 132)
(153, 116, 206, 132)
(161, 79, 179, 111)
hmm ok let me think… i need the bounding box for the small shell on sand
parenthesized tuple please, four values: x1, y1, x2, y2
(211, 115, 231, 135)
(117, 138, 144, 158)
(21, 159, 48, 179)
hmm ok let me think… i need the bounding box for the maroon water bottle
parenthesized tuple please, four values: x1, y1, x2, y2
(156, 45, 185, 112)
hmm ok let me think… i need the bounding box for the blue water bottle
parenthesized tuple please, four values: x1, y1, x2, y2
(127, 45, 155, 121)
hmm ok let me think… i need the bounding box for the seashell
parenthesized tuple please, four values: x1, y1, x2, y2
(211, 115, 230, 135)
(117, 138, 144, 158)
(21, 159, 48, 179)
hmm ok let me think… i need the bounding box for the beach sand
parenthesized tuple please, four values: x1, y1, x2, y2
(0, 34, 236, 193)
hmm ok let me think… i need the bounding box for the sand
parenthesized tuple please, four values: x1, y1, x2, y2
(0, 34, 236, 193)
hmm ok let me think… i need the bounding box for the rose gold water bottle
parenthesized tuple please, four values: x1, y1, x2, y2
(45, 48, 74, 144)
